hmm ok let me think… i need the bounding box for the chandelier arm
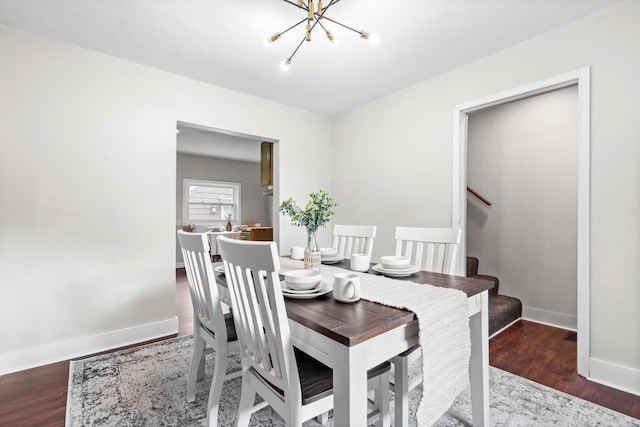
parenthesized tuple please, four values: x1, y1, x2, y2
(282, 0, 309, 12)
(319, 15, 361, 36)
(316, 19, 331, 34)
(315, 0, 341, 17)
(287, 35, 308, 63)
(279, 18, 308, 36)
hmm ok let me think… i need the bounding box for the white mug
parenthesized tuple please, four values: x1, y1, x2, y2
(290, 246, 305, 260)
(333, 273, 361, 303)
(350, 253, 370, 272)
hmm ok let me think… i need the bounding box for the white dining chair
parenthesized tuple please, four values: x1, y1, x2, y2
(331, 224, 377, 259)
(391, 226, 462, 425)
(217, 236, 391, 427)
(394, 226, 462, 274)
(177, 230, 242, 427)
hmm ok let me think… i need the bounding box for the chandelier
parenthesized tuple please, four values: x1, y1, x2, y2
(264, 0, 380, 71)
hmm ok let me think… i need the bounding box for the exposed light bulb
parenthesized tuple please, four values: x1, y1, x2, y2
(360, 31, 380, 46)
(368, 32, 380, 46)
(280, 59, 291, 72)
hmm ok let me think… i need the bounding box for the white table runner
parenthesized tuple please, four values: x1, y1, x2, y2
(280, 258, 471, 427)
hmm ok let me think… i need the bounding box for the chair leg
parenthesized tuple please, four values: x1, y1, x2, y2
(284, 406, 303, 427)
(187, 332, 206, 402)
(373, 371, 390, 427)
(315, 412, 329, 425)
(206, 347, 228, 427)
(392, 355, 410, 427)
(236, 375, 255, 427)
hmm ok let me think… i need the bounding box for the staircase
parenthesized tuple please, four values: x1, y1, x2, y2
(466, 257, 522, 336)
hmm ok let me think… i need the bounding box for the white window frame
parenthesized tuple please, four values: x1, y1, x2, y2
(182, 178, 241, 226)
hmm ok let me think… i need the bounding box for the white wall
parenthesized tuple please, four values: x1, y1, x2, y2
(0, 25, 332, 373)
(332, 0, 640, 391)
(467, 86, 578, 327)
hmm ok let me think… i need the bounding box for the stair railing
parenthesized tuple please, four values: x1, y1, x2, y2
(467, 186, 492, 206)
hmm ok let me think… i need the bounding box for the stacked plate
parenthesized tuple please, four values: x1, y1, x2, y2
(320, 247, 344, 264)
(372, 255, 419, 277)
(280, 281, 332, 299)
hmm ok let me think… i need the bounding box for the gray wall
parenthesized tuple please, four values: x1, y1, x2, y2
(467, 85, 578, 327)
(176, 153, 270, 263)
(332, 0, 640, 388)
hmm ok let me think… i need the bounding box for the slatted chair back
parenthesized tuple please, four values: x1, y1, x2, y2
(217, 236, 302, 403)
(394, 227, 462, 274)
(332, 224, 377, 259)
(177, 230, 228, 341)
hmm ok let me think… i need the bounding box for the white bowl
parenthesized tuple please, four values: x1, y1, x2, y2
(380, 255, 410, 270)
(284, 270, 322, 290)
(320, 247, 338, 258)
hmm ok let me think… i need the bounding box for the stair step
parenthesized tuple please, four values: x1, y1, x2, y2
(466, 256, 522, 336)
(489, 295, 522, 336)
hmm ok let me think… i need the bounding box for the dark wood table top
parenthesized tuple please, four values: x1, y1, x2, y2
(217, 259, 494, 347)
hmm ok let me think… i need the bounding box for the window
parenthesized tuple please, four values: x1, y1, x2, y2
(182, 179, 241, 225)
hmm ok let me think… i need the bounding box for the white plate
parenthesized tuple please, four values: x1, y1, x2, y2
(281, 281, 323, 294)
(214, 265, 225, 274)
(281, 281, 332, 299)
(321, 255, 345, 264)
(281, 280, 329, 294)
(371, 264, 420, 277)
(372, 263, 417, 273)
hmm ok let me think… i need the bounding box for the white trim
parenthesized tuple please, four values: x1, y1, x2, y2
(488, 318, 521, 339)
(452, 67, 591, 377)
(522, 306, 577, 331)
(0, 317, 179, 375)
(590, 358, 640, 396)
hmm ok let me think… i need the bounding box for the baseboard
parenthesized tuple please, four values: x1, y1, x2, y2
(589, 357, 640, 396)
(0, 316, 179, 375)
(489, 317, 521, 339)
(176, 261, 184, 268)
(522, 306, 577, 331)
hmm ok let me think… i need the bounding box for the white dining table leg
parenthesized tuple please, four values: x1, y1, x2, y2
(332, 344, 369, 426)
(469, 290, 489, 426)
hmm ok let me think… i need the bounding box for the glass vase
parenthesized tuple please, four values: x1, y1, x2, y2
(304, 230, 321, 271)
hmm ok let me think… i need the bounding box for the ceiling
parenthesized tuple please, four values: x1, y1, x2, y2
(0, 0, 622, 116)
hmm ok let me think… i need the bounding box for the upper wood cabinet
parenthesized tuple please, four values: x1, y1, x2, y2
(260, 141, 273, 186)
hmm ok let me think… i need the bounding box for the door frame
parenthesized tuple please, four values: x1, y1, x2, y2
(451, 67, 591, 377)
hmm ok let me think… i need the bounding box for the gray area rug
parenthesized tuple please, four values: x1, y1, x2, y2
(66, 336, 639, 426)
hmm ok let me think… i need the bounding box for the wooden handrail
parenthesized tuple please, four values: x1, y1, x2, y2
(467, 186, 492, 206)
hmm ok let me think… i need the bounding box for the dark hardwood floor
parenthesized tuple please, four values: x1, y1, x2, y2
(490, 319, 640, 418)
(0, 269, 638, 426)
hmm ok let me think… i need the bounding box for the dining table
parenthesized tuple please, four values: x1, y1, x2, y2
(215, 257, 493, 426)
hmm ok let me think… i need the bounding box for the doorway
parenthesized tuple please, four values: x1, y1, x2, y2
(175, 121, 279, 266)
(451, 68, 591, 377)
